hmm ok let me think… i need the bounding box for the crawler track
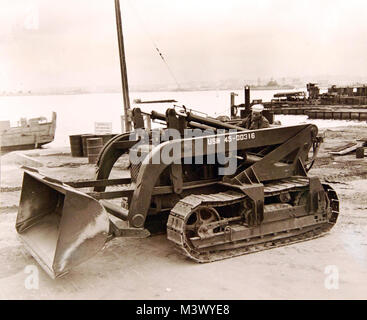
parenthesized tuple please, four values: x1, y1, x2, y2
(167, 179, 339, 262)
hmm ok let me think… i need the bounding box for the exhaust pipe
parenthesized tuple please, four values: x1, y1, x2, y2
(16, 170, 110, 278)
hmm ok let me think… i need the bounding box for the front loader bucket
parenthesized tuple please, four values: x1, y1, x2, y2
(16, 170, 110, 278)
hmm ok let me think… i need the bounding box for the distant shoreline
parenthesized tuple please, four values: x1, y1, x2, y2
(0, 86, 304, 97)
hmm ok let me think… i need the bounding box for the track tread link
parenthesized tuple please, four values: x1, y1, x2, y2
(167, 179, 339, 263)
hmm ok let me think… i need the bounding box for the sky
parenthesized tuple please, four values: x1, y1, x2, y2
(1, 0, 367, 91)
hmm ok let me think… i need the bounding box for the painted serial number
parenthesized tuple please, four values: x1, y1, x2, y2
(207, 132, 256, 145)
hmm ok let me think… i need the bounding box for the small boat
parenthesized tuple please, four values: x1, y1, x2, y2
(251, 80, 295, 91)
(133, 98, 177, 104)
(251, 85, 295, 91)
(0, 112, 56, 152)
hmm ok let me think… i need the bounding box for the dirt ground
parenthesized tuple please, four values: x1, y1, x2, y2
(0, 125, 366, 300)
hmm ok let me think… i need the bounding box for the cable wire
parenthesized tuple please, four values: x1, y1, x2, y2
(126, 0, 181, 90)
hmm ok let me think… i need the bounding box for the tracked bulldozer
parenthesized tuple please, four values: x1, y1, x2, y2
(16, 107, 339, 278)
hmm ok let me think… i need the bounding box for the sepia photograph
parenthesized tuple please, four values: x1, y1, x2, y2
(0, 0, 366, 303)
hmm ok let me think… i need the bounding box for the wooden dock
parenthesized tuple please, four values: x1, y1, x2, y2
(268, 105, 367, 121)
(306, 109, 367, 121)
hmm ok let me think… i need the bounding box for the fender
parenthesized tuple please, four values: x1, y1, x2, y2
(94, 131, 139, 192)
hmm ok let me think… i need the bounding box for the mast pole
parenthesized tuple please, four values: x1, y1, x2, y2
(114, 0, 132, 132)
